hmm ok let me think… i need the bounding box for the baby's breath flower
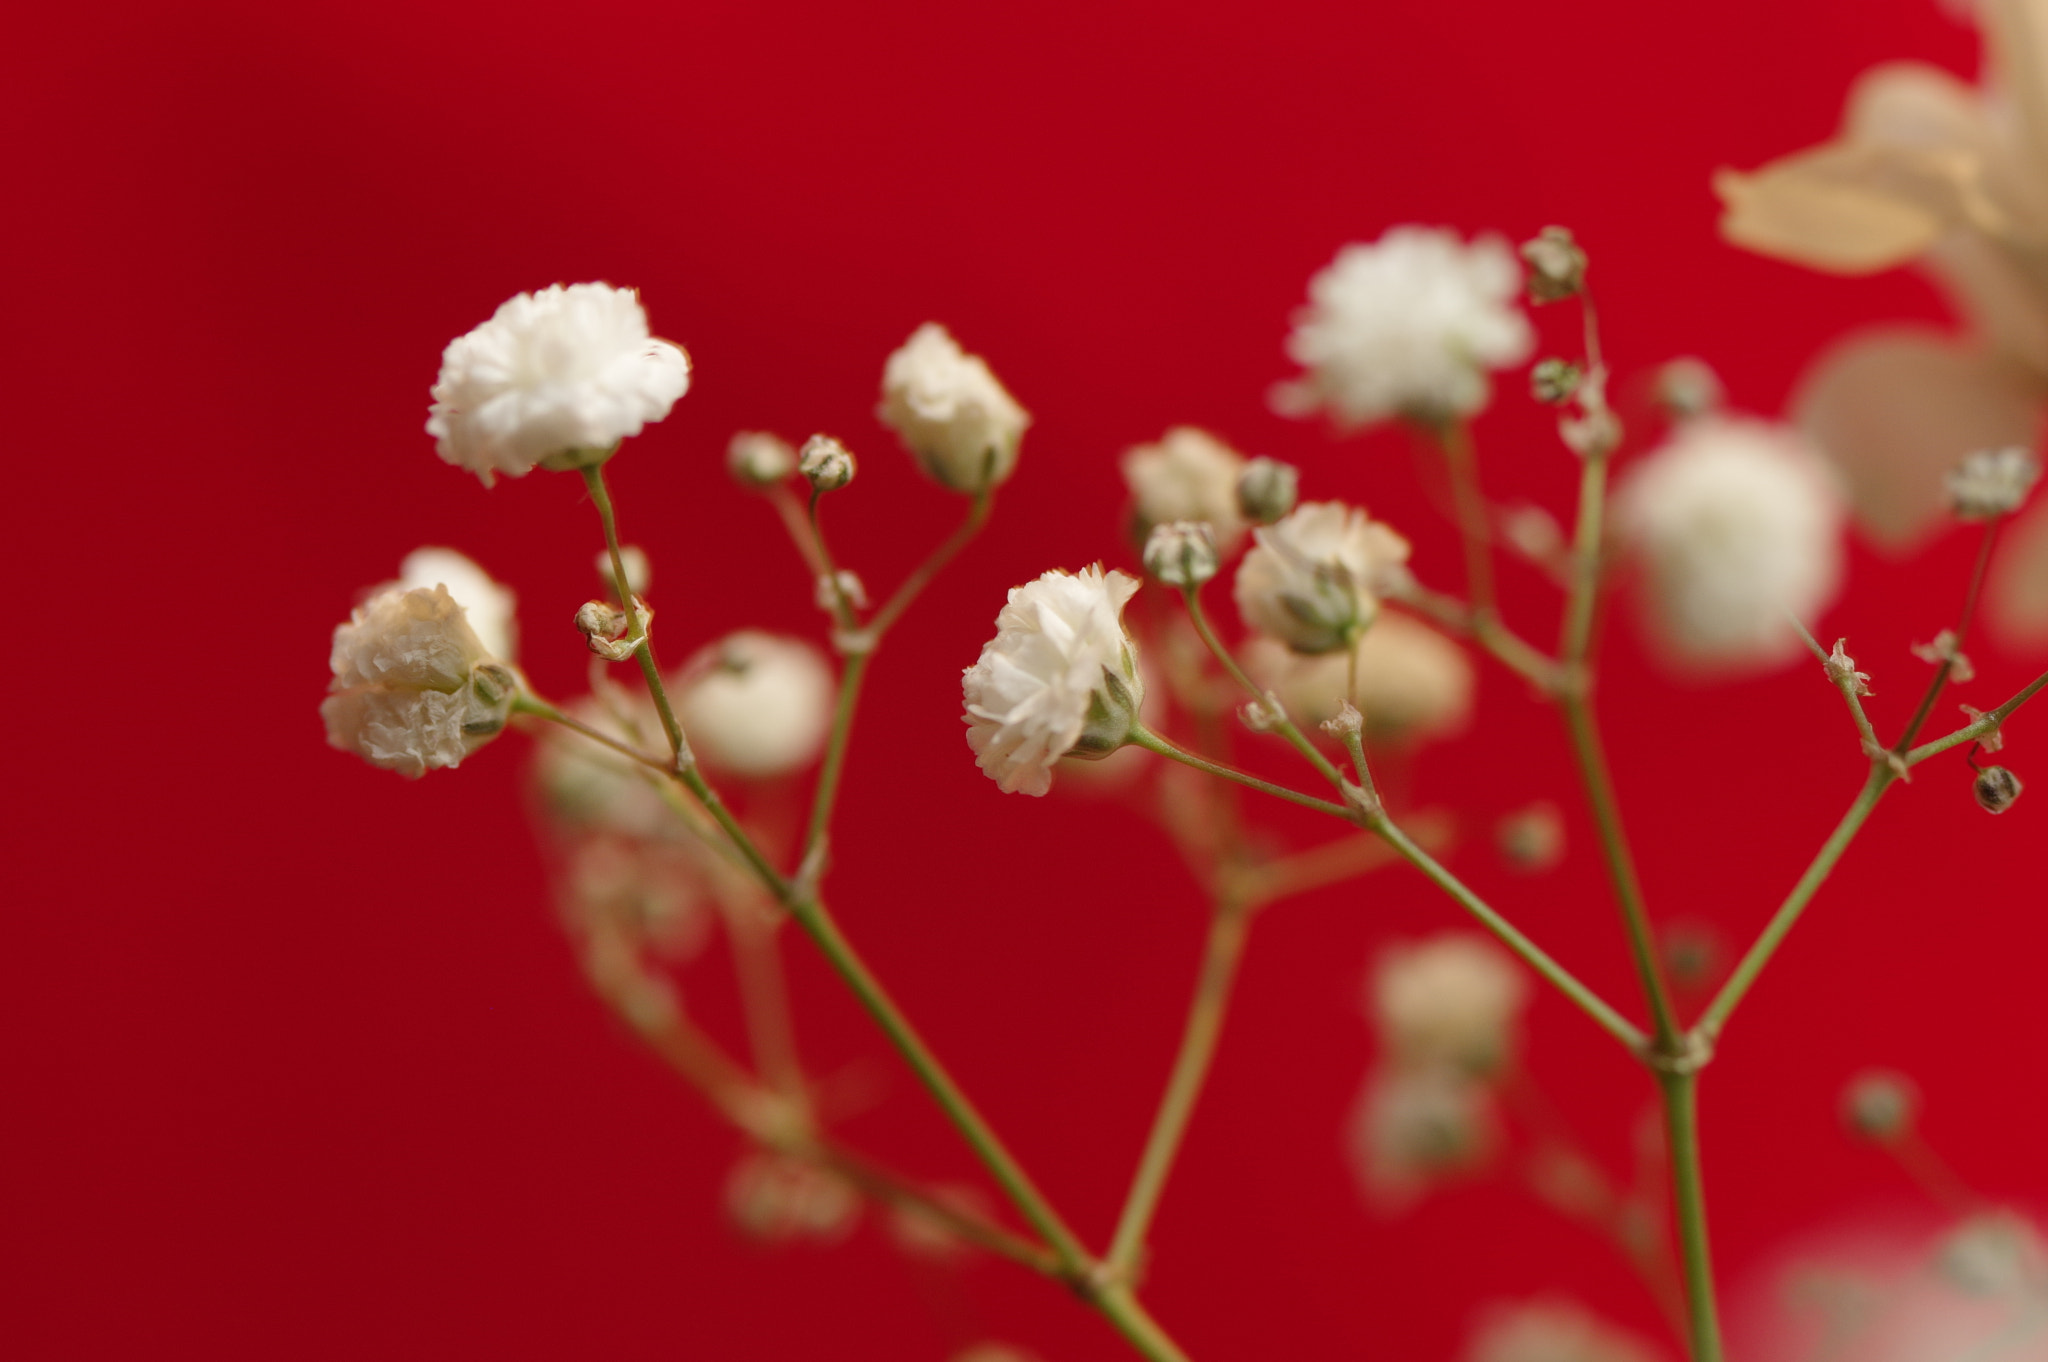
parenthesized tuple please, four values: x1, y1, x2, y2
(1234, 501, 1411, 654)
(427, 283, 689, 483)
(1274, 226, 1533, 429)
(393, 547, 518, 661)
(879, 323, 1029, 493)
(1142, 520, 1220, 588)
(1237, 456, 1300, 525)
(1122, 427, 1248, 552)
(728, 431, 798, 488)
(1241, 614, 1473, 743)
(321, 582, 516, 778)
(962, 566, 1145, 796)
(798, 434, 856, 492)
(1348, 1066, 1498, 1210)
(673, 632, 835, 778)
(1841, 1069, 1917, 1143)
(1947, 446, 2042, 520)
(1466, 1300, 1662, 1362)
(594, 545, 651, 599)
(1372, 933, 1528, 1074)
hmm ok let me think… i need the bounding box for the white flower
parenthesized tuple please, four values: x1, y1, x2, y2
(1233, 501, 1411, 654)
(395, 547, 517, 661)
(1948, 445, 2042, 520)
(672, 631, 835, 778)
(1466, 1301, 1664, 1362)
(878, 323, 1030, 493)
(962, 566, 1145, 796)
(1241, 613, 1473, 743)
(321, 583, 516, 778)
(1347, 1066, 1497, 1210)
(1121, 427, 1248, 552)
(427, 283, 690, 484)
(1616, 417, 1846, 669)
(1372, 933, 1528, 1074)
(1275, 227, 1534, 428)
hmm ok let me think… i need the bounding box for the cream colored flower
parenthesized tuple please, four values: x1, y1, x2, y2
(395, 547, 517, 661)
(427, 282, 690, 484)
(672, 631, 835, 778)
(1241, 614, 1473, 743)
(1372, 933, 1527, 1074)
(1466, 1300, 1665, 1362)
(878, 323, 1029, 493)
(321, 583, 516, 778)
(962, 566, 1145, 796)
(1233, 501, 1411, 654)
(1121, 427, 1248, 552)
(1715, 8, 2048, 639)
(1347, 1066, 1498, 1210)
(1275, 226, 1533, 428)
(1616, 417, 1846, 670)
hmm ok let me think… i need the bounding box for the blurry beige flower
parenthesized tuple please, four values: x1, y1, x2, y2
(1234, 501, 1412, 654)
(1240, 613, 1473, 743)
(394, 547, 517, 661)
(724, 1152, 860, 1244)
(879, 322, 1029, 493)
(1372, 933, 1528, 1074)
(1466, 1300, 1665, 1362)
(1121, 427, 1249, 552)
(1347, 1066, 1499, 1210)
(673, 631, 835, 779)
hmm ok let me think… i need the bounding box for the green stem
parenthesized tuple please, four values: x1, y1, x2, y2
(802, 650, 870, 858)
(1693, 766, 1892, 1043)
(1559, 453, 1608, 667)
(581, 464, 691, 764)
(1178, 587, 1349, 792)
(1106, 900, 1253, 1275)
(1130, 726, 1351, 817)
(817, 1142, 1062, 1276)
(1366, 815, 1648, 1055)
(1906, 666, 2048, 766)
(1659, 1071, 1724, 1362)
(1437, 419, 1499, 622)
(807, 489, 861, 630)
(1893, 519, 2000, 754)
(511, 693, 669, 775)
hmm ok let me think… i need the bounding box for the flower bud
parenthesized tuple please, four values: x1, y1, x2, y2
(1530, 358, 1582, 405)
(1123, 428, 1247, 551)
(1236, 456, 1300, 524)
(1234, 502, 1411, 654)
(1973, 765, 2023, 814)
(593, 545, 651, 599)
(878, 322, 1029, 493)
(1496, 801, 1565, 872)
(1142, 520, 1219, 588)
(1520, 226, 1587, 304)
(575, 599, 628, 644)
(798, 434, 856, 493)
(1840, 1069, 1916, 1144)
(1948, 446, 2042, 521)
(1654, 357, 1725, 419)
(727, 431, 798, 488)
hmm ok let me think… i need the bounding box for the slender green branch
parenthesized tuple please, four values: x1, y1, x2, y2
(1559, 453, 1609, 668)
(807, 489, 861, 631)
(818, 1142, 1063, 1276)
(1364, 814, 1648, 1055)
(1130, 726, 1352, 818)
(512, 693, 669, 775)
(1177, 586, 1350, 792)
(765, 481, 830, 576)
(582, 463, 691, 764)
(1235, 812, 1454, 909)
(1106, 900, 1253, 1275)
(802, 651, 870, 858)
(1893, 519, 2000, 754)
(1787, 613, 1884, 757)
(1906, 666, 2048, 765)
(1388, 578, 1562, 691)
(1693, 766, 1892, 1042)
(1658, 1072, 1724, 1362)
(869, 489, 994, 638)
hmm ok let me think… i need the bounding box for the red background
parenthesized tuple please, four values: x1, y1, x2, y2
(6, 1, 2041, 1358)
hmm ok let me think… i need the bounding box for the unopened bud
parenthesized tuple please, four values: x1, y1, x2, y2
(1842, 1069, 1916, 1143)
(1521, 226, 1586, 304)
(1530, 358, 1582, 405)
(799, 434, 856, 492)
(814, 569, 869, 613)
(1655, 358, 1725, 419)
(1947, 446, 2042, 521)
(1973, 765, 2023, 814)
(1496, 801, 1565, 872)
(594, 545, 650, 599)
(728, 431, 798, 488)
(575, 598, 629, 643)
(1320, 701, 1364, 739)
(1236, 456, 1300, 524)
(1239, 693, 1284, 733)
(1142, 520, 1219, 587)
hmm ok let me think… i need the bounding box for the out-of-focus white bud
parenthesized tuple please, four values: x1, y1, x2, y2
(728, 431, 798, 488)
(1241, 614, 1474, 744)
(1841, 1069, 1917, 1143)
(962, 567, 1145, 796)
(1496, 801, 1566, 873)
(1142, 520, 1220, 588)
(321, 583, 517, 779)
(1237, 456, 1300, 525)
(672, 632, 836, 779)
(724, 1152, 860, 1244)
(1234, 502, 1411, 654)
(396, 548, 518, 661)
(1655, 357, 1725, 419)
(1466, 1300, 1663, 1362)
(1558, 367, 1622, 459)
(1502, 503, 1568, 574)
(1372, 933, 1527, 1074)
(532, 693, 670, 837)
(1520, 226, 1587, 304)
(878, 322, 1029, 493)
(1937, 1211, 2046, 1297)
(1530, 358, 1583, 406)
(799, 434, 856, 493)
(1973, 765, 2023, 814)
(1122, 427, 1248, 552)
(814, 569, 869, 613)
(1948, 446, 2041, 521)
(1348, 1067, 1498, 1211)
(592, 545, 651, 600)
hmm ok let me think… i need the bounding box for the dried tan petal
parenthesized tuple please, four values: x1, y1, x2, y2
(1794, 327, 2041, 546)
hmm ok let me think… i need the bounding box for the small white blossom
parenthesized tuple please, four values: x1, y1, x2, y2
(962, 566, 1145, 796)
(1947, 446, 2041, 520)
(393, 547, 518, 661)
(1347, 1066, 1498, 1210)
(1372, 933, 1528, 1074)
(1466, 1300, 1664, 1362)
(728, 431, 798, 487)
(878, 323, 1030, 493)
(1520, 226, 1588, 304)
(1142, 520, 1220, 588)
(1121, 427, 1248, 552)
(673, 632, 835, 778)
(594, 544, 651, 598)
(1841, 1069, 1917, 1143)
(1241, 614, 1474, 743)
(427, 282, 690, 484)
(1237, 456, 1300, 524)
(1275, 226, 1534, 428)
(321, 583, 516, 778)
(1496, 802, 1567, 873)
(798, 433, 856, 492)
(1234, 501, 1412, 654)
(1616, 417, 1846, 669)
